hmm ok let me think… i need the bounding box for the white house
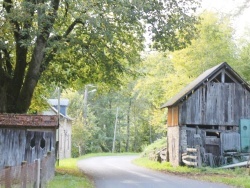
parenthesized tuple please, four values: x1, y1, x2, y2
(42, 99, 73, 159)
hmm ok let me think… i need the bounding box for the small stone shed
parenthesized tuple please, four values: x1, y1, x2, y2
(161, 62, 250, 167)
(0, 114, 58, 169)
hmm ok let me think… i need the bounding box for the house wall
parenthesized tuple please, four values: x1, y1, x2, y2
(0, 128, 56, 169)
(58, 118, 72, 159)
(179, 82, 250, 126)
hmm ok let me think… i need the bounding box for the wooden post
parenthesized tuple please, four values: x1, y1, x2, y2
(248, 153, 250, 176)
(112, 107, 119, 153)
(4, 166, 11, 188)
(21, 161, 27, 188)
(56, 86, 60, 166)
(196, 145, 202, 168)
(35, 159, 41, 188)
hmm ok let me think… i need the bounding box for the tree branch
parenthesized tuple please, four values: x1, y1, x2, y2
(2, 49, 12, 75)
(63, 18, 86, 38)
(3, 0, 20, 40)
(39, 17, 86, 73)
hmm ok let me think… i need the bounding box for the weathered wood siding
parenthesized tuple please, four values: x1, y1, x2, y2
(220, 132, 240, 152)
(0, 128, 56, 169)
(167, 106, 179, 126)
(179, 83, 250, 125)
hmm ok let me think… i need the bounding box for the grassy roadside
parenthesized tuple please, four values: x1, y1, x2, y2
(46, 157, 94, 188)
(46, 152, 138, 188)
(133, 157, 250, 188)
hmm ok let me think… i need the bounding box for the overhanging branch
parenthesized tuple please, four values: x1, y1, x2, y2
(63, 18, 86, 37)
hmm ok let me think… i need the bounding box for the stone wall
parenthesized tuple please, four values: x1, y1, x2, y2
(180, 126, 187, 154)
(167, 126, 180, 167)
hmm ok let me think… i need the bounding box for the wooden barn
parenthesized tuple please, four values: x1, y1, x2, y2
(161, 62, 250, 167)
(0, 114, 58, 169)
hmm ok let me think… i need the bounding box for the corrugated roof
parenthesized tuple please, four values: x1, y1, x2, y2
(161, 62, 249, 108)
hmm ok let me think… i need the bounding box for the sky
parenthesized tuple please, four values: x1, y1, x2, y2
(201, 0, 250, 37)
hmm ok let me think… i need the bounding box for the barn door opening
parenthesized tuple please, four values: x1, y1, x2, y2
(240, 119, 250, 152)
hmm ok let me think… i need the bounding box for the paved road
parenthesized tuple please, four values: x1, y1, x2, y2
(78, 155, 232, 188)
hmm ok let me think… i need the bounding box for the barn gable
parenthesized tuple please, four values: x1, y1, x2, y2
(161, 62, 250, 108)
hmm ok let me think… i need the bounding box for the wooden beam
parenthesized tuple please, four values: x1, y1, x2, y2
(187, 148, 197, 152)
(221, 69, 225, 83)
(182, 159, 197, 166)
(182, 155, 197, 160)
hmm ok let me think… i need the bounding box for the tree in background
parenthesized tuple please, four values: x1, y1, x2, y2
(235, 28, 250, 82)
(133, 52, 174, 137)
(62, 89, 101, 156)
(0, 0, 200, 113)
(162, 11, 237, 100)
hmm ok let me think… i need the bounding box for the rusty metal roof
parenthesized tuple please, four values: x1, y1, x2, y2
(161, 62, 250, 108)
(0, 114, 59, 128)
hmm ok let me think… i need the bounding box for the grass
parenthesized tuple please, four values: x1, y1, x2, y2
(46, 152, 138, 188)
(46, 157, 93, 188)
(141, 138, 167, 157)
(133, 157, 250, 188)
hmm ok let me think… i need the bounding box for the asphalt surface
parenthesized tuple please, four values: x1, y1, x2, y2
(77, 155, 233, 188)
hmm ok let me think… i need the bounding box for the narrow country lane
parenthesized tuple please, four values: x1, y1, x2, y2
(77, 155, 233, 188)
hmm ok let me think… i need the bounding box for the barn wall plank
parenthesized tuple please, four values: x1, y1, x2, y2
(179, 82, 250, 126)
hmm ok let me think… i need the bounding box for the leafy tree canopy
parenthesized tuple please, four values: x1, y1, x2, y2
(0, 0, 199, 113)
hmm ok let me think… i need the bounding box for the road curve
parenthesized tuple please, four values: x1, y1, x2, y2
(77, 155, 232, 188)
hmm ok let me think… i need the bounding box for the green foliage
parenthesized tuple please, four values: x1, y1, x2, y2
(133, 52, 173, 134)
(62, 89, 101, 156)
(170, 11, 236, 80)
(0, 0, 200, 113)
(141, 137, 167, 158)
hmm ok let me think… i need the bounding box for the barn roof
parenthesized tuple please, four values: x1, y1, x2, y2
(161, 62, 250, 108)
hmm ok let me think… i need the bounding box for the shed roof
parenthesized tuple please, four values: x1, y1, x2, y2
(0, 114, 58, 128)
(161, 62, 250, 108)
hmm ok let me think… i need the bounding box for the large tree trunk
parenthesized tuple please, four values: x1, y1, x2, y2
(0, 85, 8, 113)
(16, 36, 47, 113)
(0, 0, 60, 113)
